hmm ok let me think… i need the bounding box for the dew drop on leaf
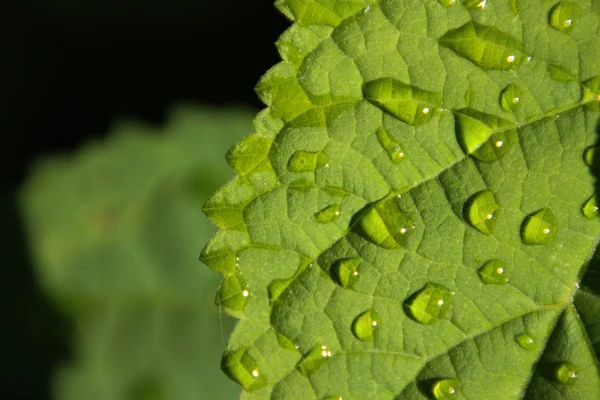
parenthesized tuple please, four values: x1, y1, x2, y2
(515, 332, 537, 350)
(405, 283, 454, 325)
(472, 130, 518, 162)
(520, 208, 557, 245)
(215, 273, 250, 314)
(464, 190, 500, 235)
(330, 258, 361, 288)
(315, 204, 341, 223)
(288, 150, 329, 172)
(478, 259, 509, 284)
(221, 348, 268, 391)
(351, 309, 379, 342)
(548, 1, 580, 32)
(554, 362, 579, 385)
(376, 127, 406, 164)
(582, 194, 599, 220)
(500, 84, 524, 112)
(297, 345, 333, 376)
(583, 145, 598, 167)
(432, 378, 460, 399)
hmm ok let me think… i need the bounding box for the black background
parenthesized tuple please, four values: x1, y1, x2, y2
(1, 2, 288, 398)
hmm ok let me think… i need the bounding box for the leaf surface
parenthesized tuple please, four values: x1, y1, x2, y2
(202, 1, 600, 399)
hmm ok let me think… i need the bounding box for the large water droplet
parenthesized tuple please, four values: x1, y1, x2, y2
(221, 348, 268, 391)
(405, 283, 454, 325)
(583, 146, 598, 167)
(472, 130, 518, 162)
(515, 332, 537, 350)
(548, 1, 580, 32)
(440, 22, 525, 71)
(288, 150, 329, 173)
(331, 258, 361, 288)
(478, 259, 509, 284)
(432, 378, 460, 399)
(555, 362, 579, 385)
(297, 345, 333, 376)
(520, 208, 557, 245)
(582, 194, 599, 220)
(315, 204, 341, 223)
(500, 84, 524, 112)
(353, 199, 416, 249)
(216, 273, 250, 314)
(363, 78, 441, 126)
(464, 190, 500, 235)
(376, 127, 406, 164)
(351, 309, 379, 342)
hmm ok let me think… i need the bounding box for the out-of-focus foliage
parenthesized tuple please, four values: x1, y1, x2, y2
(20, 105, 253, 400)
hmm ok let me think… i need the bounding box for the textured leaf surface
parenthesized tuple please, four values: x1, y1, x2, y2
(203, 0, 600, 398)
(20, 105, 254, 400)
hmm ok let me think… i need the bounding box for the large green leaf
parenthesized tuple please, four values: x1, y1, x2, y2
(202, 0, 600, 398)
(20, 105, 253, 400)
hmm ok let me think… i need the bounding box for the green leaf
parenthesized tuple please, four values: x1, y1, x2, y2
(203, 1, 600, 398)
(20, 105, 253, 400)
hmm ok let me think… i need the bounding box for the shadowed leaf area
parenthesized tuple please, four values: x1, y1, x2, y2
(201, 0, 600, 399)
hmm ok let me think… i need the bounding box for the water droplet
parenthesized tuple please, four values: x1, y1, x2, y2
(288, 150, 329, 172)
(515, 332, 537, 350)
(376, 127, 406, 164)
(315, 204, 342, 224)
(353, 199, 416, 249)
(440, 22, 525, 71)
(351, 309, 379, 342)
(520, 208, 557, 245)
(464, 190, 500, 235)
(555, 362, 579, 385)
(583, 146, 598, 167)
(583, 75, 600, 111)
(455, 109, 513, 160)
(216, 273, 250, 314)
(472, 130, 518, 162)
(363, 78, 441, 126)
(478, 259, 509, 284)
(322, 397, 343, 400)
(297, 345, 333, 376)
(432, 378, 460, 399)
(582, 194, 599, 220)
(330, 258, 361, 288)
(405, 283, 454, 325)
(500, 84, 524, 112)
(221, 348, 268, 391)
(548, 2, 580, 32)
(438, 0, 457, 7)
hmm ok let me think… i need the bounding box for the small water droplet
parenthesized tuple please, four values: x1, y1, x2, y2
(315, 204, 342, 224)
(376, 127, 406, 164)
(297, 345, 333, 376)
(555, 362, 579, 385)
(478, 259, 509, 284)
(288, 150, 329, 172)
(221, 348, 268, 391)
(464, 190, 500, 235)
(582, 194, 599, 220)
(515, 332, 536, 350)
(351, 309, 379, 342)
(364, 78, 440, 126)
(405, 283, 454, 325)
(583, 146, 598, 167)
(432, 378, 460, 399)
(520, 208, 557, 245)
(330, 258, 361, 288)
(549, 2, 580, 32)
(354, 200, 416, 249)
(216, 273, 250, 314)
(500, 84, 524, 112)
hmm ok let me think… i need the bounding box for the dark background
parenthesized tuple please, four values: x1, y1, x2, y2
(0, 2, 288, 398)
